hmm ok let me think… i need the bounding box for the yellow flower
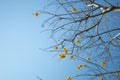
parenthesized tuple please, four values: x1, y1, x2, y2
(99, 77, 104, 80)
(90, 24, 92, 28)
(71, 8, 77, 13)
(80, 25, 82, 28)
(113, 42, 117, 45)
(106, 20, 110, 22)
(83, 64, 87, 67)
(63, 48, 68, 54)
(77, 65, 82, 70)
(80, 35, 83, 38)
(77, 66, 81, 70)
(76, 40, 80, 45)
(86, 57, 91, 61)
(105, 25, 108, 28)
(103, 70, 107, 73)
(66, 76, 71, 80)
(63, 47, 67, 51)
(54, 46, 58, 50)
(101, 61, 106, 67)
(70, 55, 74, 59)
(58, 54, 66, 59)
(34, 12, 39, 16)
(115, 70, 119, 75)
(64, 50, 68, 54)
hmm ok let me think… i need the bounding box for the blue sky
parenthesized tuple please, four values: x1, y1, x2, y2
(0, 0, 120, 80)
(0, 0, 82, 80)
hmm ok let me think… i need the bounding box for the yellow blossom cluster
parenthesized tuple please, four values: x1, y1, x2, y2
(54, 46, 66, 59)
(77, 64, 87, 70)
(77, 65, 83, 70)
(57, 47, 75, 59)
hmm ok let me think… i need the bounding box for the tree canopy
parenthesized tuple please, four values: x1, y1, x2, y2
(36, 0, 120, 80)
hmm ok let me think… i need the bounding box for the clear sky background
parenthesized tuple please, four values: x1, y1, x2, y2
(0, 0, 81, 80)
(1, 0, 119, 80)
